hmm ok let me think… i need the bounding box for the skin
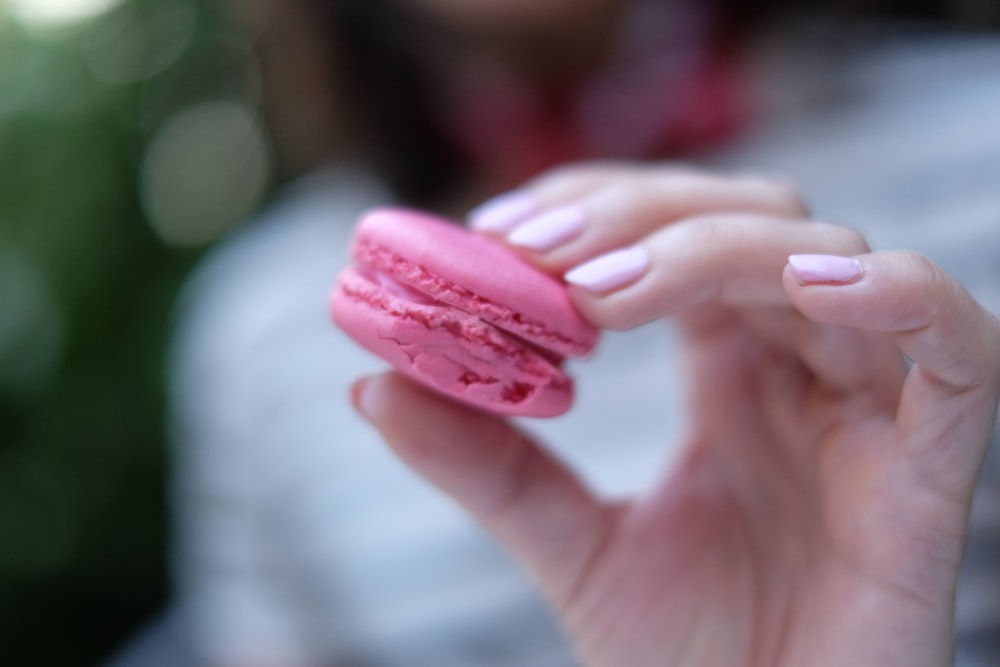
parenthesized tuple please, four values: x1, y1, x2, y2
(353, 164, 1000, 666)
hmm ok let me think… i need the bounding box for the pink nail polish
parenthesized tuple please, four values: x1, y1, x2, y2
(788, 254, 862, 284)
(565, 246, 649, 293)
(507, 206, 584, 251)
(468, 192, 536, 232)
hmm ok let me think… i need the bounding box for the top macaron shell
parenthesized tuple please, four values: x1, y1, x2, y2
(352, 208, 600, 358)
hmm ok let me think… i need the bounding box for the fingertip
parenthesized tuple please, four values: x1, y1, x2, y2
(350, 376, 369, 417)
(781, 253, 871, 321)
(782, 262, 862, 328)
(351, 372, 409, 425)
(467, 191, 537, 232)
(354, 371, 508, 443)
(564, 243, 698, 331)
(507, 205, 585, 251)
(350, 373, 381, 421)
(564, 245, 650, 294)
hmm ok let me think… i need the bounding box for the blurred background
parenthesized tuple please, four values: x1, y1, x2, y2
(1, 0, 998, 665)
(0, 0, 278, 664)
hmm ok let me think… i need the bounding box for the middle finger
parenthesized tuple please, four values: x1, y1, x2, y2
(499, 171, 810, 273)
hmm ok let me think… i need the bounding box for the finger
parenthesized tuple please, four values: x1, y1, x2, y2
(501, 171, 809, 273)
(784, 251, 1000, 490)
(564, 214, 867, 330)
(352, 372, 616, 606)
(468, 161, 640, 232)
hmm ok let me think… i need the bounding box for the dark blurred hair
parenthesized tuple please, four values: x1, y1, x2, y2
(301, 0, 965, 204)
(303, 0, 464, 204)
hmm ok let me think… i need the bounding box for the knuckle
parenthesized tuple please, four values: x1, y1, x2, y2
(842, 227, 870, 253)
(531, 160, 633, 191)
(892, 251, 965, 329)
(644, 170, 720, 210)
(895, 252, 942, 319)
(662, 174, 711, 204)
(674, 214, 745, 249)
(900, 251, 946, 287)
(766, 179, 810, 216)
(738, 176, 810, 216)
(596, 181, 649, 209)
(819, 223, 869, 254)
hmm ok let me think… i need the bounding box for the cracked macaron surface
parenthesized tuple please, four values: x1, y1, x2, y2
(330, 208, 599, 417)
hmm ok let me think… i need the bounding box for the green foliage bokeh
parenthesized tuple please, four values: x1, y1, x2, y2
(0, 1, 268, 663)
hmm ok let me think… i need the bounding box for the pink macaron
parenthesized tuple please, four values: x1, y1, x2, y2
(331, 208, 599, 417)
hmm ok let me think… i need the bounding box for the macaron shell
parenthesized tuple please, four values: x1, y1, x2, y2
(332, 269, 573, 417)
(353, 208, 599, 358)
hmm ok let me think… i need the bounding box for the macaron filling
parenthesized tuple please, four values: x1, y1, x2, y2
(357, 267, 442, 306)
(351, 255, 569, 369)
(354, 238, 593, 357)
(336, 268, 571, 392)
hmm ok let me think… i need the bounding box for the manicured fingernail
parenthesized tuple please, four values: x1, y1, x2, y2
(565, 246, 649, 293)
(788, 254, 862, 284)
(507, 205, 584, 251)
(468, 192, 536, 232)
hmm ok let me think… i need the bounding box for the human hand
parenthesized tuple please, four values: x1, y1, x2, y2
(351, 164, 1000, 666)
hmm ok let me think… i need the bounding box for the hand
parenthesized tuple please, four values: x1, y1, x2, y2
(351, 164, 1000, 666)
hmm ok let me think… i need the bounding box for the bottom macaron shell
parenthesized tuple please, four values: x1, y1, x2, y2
(332, 269, 573, 417)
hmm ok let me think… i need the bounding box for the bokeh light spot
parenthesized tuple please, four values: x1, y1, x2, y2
(84, 0, 197, 84)
(5, 0, 123, 29)
(140, 101, 271, 246)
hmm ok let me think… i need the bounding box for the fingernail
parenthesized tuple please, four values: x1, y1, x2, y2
(468, 192, 536, 232)
(507, 205, 585, 251)
(788, 254, 862, 284)
(351, 376, 380, 421)
(565, 246, 649, 293)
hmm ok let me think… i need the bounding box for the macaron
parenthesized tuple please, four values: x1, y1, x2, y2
(330, 208, 599, 417)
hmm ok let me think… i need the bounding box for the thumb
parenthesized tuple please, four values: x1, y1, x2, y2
(353, 372, 615, 607)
